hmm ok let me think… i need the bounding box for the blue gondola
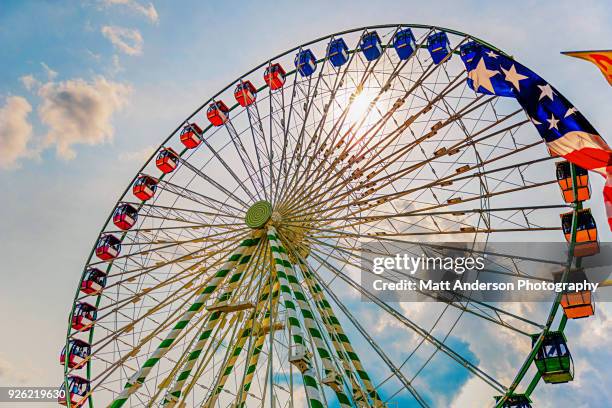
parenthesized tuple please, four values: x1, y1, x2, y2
(393, 28, 416, 60)
(361, 31, 383, 61)
(295, 49, 317, 77)
(427, 32, 451, 64)
(459, 41, 482, 66)
(494, 394, 532, 408)
(327, 38, 349, 67)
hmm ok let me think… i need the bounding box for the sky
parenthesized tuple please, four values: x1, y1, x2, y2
(0, 0, 611, 407)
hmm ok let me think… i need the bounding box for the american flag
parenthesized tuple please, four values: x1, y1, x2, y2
(463, 45, 612, 230)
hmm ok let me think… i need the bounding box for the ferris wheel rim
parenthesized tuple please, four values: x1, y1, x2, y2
(62, 23, 586, 408)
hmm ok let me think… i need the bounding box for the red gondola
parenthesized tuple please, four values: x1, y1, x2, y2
(560, 208, 599, 257)
(156, 147, 179, 174)
(113, 203, 138, 230)
(234, 81, 257, 107)
(95, 234, 121, 261)
(264, 63, 286, 90)
(58, 376, 90, 407)
(207, 101, 229, 126)
(71, 302, 97, 332)
(60, 339, 91, 369)
(180, 123, 203, 149)
(112, 203, 138, 230)
(132, 174, 157, 201)
(132, 175, 158, 201)
(80, 267, 107, 295)
(556, 161, 590, 203)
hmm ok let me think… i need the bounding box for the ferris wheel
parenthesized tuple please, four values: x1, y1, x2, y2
(60, 24, 605, 408)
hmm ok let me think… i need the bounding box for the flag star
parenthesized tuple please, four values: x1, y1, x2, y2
(468, 58, 498, 93)
(530, 116, 542, 126)
(501, 64, 529, 91)
(565, 106, 577, 118)
(547, 113, 559, 130)
(538, 84, 554, 101)
(486, 50, 498, 58)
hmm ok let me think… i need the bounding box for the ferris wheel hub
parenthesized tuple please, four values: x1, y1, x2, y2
(245, 200, 272, 229)
(271, 210, 283, 223)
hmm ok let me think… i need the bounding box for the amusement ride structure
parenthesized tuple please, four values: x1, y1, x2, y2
(60, 24, 606, 408)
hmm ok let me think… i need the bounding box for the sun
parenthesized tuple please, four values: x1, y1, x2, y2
(347, 86, 380, 124)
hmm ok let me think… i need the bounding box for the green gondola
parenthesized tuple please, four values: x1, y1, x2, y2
(531, 331, 574, 384)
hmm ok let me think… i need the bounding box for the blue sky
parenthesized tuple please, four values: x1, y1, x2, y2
(0, 0, 611, 407)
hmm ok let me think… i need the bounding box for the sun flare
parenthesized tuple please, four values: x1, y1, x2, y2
(347, 87, 379, 124)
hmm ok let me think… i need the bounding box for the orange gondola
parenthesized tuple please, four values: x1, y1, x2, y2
(561, 290, 594, 319)
(556, 161, 590, 203)
(553, 269, 595, 319)
(560, 208, 599, 257)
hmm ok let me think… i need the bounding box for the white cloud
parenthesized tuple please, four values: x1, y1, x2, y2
(0, 353, 32, 384)
(118, 144, 155, 162)
(20, 62, 58, 92)
(575, 301, 612, 349)
(0, 96, 34, 169)
(40, 62, 58, 80)
(101, 25, 143, 56)
(38, 77, 131, 159)
(86, 49, 102, 61)
(104, 0, 159, 24)
(109, 54, 123, 75)
(19, 74, 39, 91)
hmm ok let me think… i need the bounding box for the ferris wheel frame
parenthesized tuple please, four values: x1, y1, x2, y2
(61, 23, 593, 408)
